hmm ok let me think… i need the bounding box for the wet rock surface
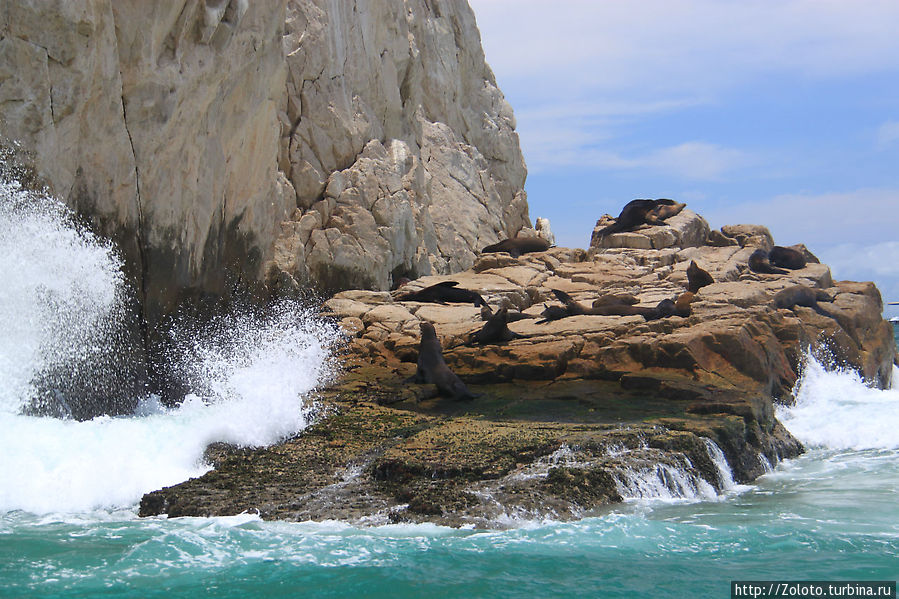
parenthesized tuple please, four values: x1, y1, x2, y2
(140, 214, 896, 526)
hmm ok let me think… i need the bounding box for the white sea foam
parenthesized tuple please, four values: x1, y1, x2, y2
(0, 180, 125, 413)
(778, 352, 899, 450)
(0, 168, 339, 514)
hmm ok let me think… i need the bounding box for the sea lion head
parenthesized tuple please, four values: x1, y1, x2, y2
(419, 321, 437, 338)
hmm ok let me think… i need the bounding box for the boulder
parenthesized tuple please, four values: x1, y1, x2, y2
(590, 209, 710, 251)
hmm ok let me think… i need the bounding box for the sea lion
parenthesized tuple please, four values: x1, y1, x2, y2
(409, 322, 478, 400)
(674, 291, 695, 317)
(550, 289, 673, 321)
(594, 199, 686, 239)
(773, 285, 833, 311)
(768, 246, 807, 270)
(537, 304, 571, 323)
(391, 276, 412, 290)
(469, 307, 527, 344)
(398, 281, 486, 306)
(480, 236, 552, 258)
(646, 199, 686, 223)
(686, 261, 714, 293)
(748, 249, 788, 275)
(592, 293, 639, 308)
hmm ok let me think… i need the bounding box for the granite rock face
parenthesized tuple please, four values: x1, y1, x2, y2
(0, 0, 528, 317)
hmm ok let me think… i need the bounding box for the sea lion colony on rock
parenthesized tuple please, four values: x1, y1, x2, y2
(399, 199, 834, 402)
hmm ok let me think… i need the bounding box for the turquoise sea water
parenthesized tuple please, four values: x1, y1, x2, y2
(1, 181, 897, 597)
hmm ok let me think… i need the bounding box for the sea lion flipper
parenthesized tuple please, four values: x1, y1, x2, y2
(436, 281, 459, 287)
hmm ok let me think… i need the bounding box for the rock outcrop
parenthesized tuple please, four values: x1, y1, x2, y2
(139, 210, 897, 526)
(0, 0, 528, 321)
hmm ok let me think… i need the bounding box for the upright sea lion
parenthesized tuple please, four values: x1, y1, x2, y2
(398, 281, 486, 306)
(469, 307, 527, 344)
(674, 291, 695, 317)
(480, 236, 552, 258)
(748, 249, 788, 275)
(686, 261, 714, 293)
(409, 322, 478, 400)
(594, 199, 686, 239)
(768, 246, 807, 270)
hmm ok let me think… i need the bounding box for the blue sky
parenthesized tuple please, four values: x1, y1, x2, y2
(468, 0, 899, 318)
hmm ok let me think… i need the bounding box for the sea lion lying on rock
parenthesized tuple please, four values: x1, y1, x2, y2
(397, 281, 486, 307)
(773, 285, 833, 311)
(748, 249, 788, 275)
(591, 293, 639, 308)
(686, 261, 714, 293)
(480, 303, 534, 323)
(545, 289, 675, 321)
(480, 236, 552, 258)
(594, 199, 686, 238)
(768, 246, 807, 270)
(469, 307, 528, 344)
(408, 322, 479, 400)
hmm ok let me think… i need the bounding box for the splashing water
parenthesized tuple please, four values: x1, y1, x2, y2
(777, 352, 899, 450)
(0, 179, 127, 414)
(0, 172, 340, 514)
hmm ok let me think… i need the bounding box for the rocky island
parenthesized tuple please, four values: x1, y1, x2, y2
(0, 1, 894, 527)
(139, 210, 896, 526)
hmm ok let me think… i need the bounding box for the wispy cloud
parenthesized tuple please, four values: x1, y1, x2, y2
(876, 120, 899, 148)
(524, 137, 752, 180)
(702, 188, 899, 248)
(819, 242, 899, 279)
(472, 0, 899, 97)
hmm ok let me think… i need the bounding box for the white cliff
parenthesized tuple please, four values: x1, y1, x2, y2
(0, 0, 529, 318)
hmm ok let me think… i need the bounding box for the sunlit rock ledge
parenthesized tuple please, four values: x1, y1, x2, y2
(139, 210, 896, 527)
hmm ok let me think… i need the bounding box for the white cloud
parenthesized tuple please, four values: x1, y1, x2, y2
(471, 0, 899, 98)
(819, 242, 899, 280)
(702, 188, 899, 248)
(524, 136, 751, 180)
(877, 120, 899, 148)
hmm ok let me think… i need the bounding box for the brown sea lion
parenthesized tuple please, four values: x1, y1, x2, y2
(686, 261, 714, 293)
(482, 301, 535, 322)
(398, 281, 486, 306)
(592, 293, 639, 308)
(674, 291, 695, 317)
(594, 199, 686, 239)
(391, 276, 412, 291)
(408, 322, 479, 400)
(773, 285, 833, 310)
(769, 246, 807, 270)
(748, 249, 788, 275)
(469, 307, 527, 344)
(536, 304, 571, 323)
(550, 289, 673, 321)
(646, 199, 686, 223)
(480, 236, 552, 258)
